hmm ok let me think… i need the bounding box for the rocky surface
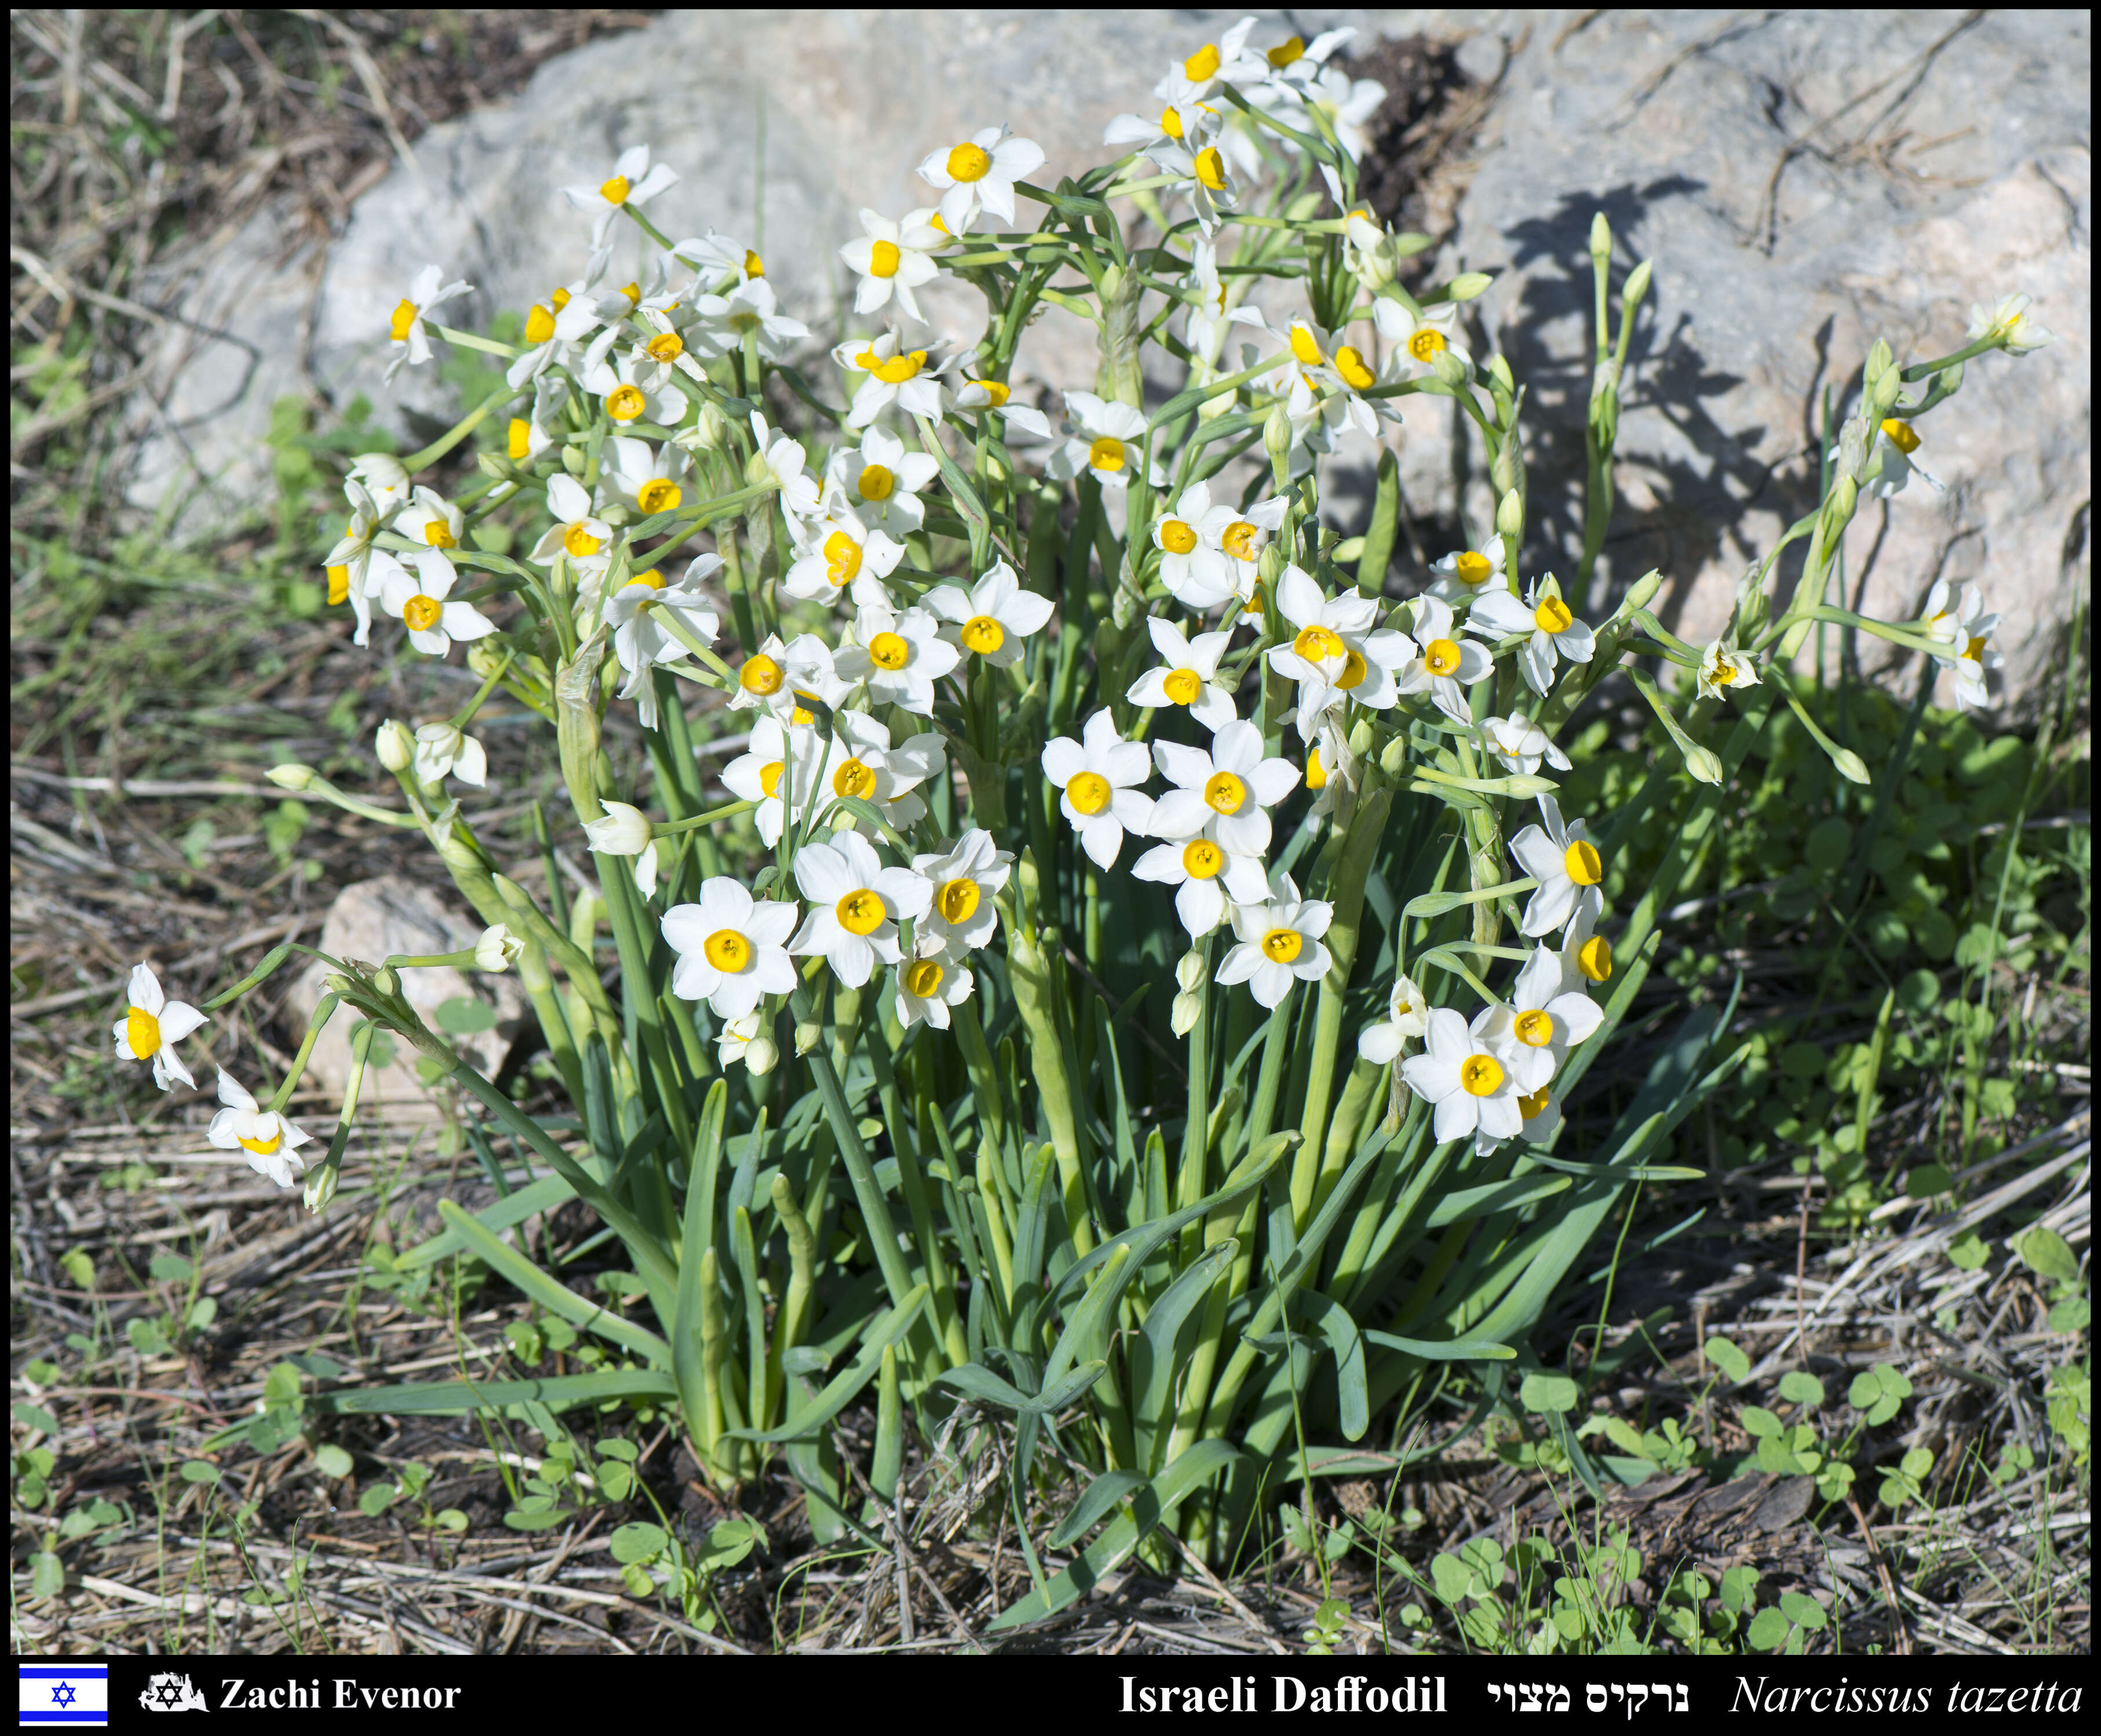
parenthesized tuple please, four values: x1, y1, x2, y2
(285, 874, 526, 1110)
(130, 8, 2087, 699)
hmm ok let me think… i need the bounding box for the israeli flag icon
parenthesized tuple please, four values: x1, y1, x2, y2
(19, 1664, 108, 1726)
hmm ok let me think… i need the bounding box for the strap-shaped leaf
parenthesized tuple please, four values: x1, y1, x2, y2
(435, 1201, 669, 1366)
(313, 1367, 674, 1417)
(673, 1079, 731, 1442)
(1048, 1469, 1148, 1548)
(1422, 1173, 1571, 1227)
(936, 1358, 1107, 1417)
(727, 1283, 928, 1444)
(1364, 1329, 1515, 1361)
(1304, 1292, 1369, 1440)
(986, 1439, 1241, 1633)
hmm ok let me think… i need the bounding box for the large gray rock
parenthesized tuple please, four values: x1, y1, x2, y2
(130, 8, 2086, 701)
(1424, 9, 2089, 702)
(286, 874, 526, 1110)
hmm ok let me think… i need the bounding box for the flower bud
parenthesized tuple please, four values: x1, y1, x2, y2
(436, 831, 486, 873)
(373, 967, 399, 996)
(1170, 990, 1202, 1038)
(561, 443, 587, 477)
(1487, 353, 1516, 396)
(1620, 568, 1662, 618)
(745, 450, 775, 490)
(1431, 349, 1469, 389)
(582, 800, 651, 856)
(1589, 211, 1613, 261)
(374, 719, 414, 773)
(1683, 745, 1726, 785)
(1622, 257, 1653, 310)
(1831, 748, 1872, 786)
(1835, 416, 1871, 484)
(1257, 544, 1286, 588)
(793, 1020, 822, 1056)
(474, 924, 523, 972)
(1446, 271, 1492, 302)
(1262, 403, 1293, 483)
(1491, 440, 1519, 494)
(476, 450, 512, 482)
(1175, 951, 1206, 994)
(745, 1037, 779, 1075)
(267, 763, 317, 792)
(467, 640, 508, 683)
(302, 1164, 339, 1216)
(1380, 734, 1410, 776)
(1495, 488, 1524, 539)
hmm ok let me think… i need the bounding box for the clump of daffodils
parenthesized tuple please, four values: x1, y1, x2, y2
(140, 6, 2059, 1479)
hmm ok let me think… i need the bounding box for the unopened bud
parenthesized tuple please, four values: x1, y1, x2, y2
(743, 1037, 779, 1076)
(1589, 211, 1613, 262)
(1495, 488, 1524, 539)
(793, 1020, 822, 1056)
(302, 1165, 339, 1215)
(436, 831, 485, 873)
(1621, 569, 1662, 617)
(1176, 951, 1206, 994)
(561, 443, 587, 477)
(267, 763, 317, 792)
(1684, 745, 1726, 786)
(476, 450, 512, 482)
(1835, 417, 1871, 484)
(1487, 353, 1516, 395)
(1257, 544, 1286, 588)
(1491, 442, 1519, 494)
(1499, 775, 1559, 797)
(1380, 734, 1409, 776)
(1262, 403, 1293, 480)
(1170, 990, 1202, 1037)
(1431, 349, 1469, 389)
(745, 450, 774, 490)
(467, 640, 508, 682)
(1445, 272, 1492, 302)
(374, 719, 414, 773)
(373, 967, 399, 997)
(1831, 749, 1872, 786)
(1622, 257, 1653, 310)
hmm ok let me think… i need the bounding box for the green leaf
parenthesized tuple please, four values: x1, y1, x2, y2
(1048, 1469, 1148, 1549)
(358, 1483, 396, 1516)
(435, 996, 498, 1035)
(1746, 1606, 1789, 1650)
(433, 1508, 470, 1533)
(2047, 1297, 2090, 1333)
(313, 1367, 676, 1417)
(149, 1253, 195, 1282)
(1719, 1564, 1759, 1613)
(986, 1439, 1241, 1633)
(12, 1402, 58, 1435)
(1946, 1231, 1990, 1270)
(313, 1443, 353, 1479)
(610, 1522, 669, 1564)
(936, 1358, 1108, 1417)
(435, 1200, 671, 1365)
(503, 1505, 572, 1531)
(2017, 1226, 2080, 1285)
(1519, 1372, 1580, 1415)
(1906, 1164, 1953, 1198)
(1738, 1405, 1782, 1439)
(1804, 817, 1852, 873)
(1308, 1294, 1369, 1441)
(178, 1460, 221, 1485)
(1363, 1330, 1516, 1361)
(728, 1283, 929, 1443)
(1705, 1336, 1751, 1383)
(30, 1552, 64, 1598)
(1777, 1371, 1825, 1407)
(1778, 1590, 1827, 1629)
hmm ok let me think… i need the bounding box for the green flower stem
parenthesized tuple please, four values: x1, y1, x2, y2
(867, 1041, 966, 1369)
(400, 381, 521, 472)
(1808, 606, 1955, 659)
(1899, 333, 2001, 382)
(648, 798, 754, 837)
(653, 608, 739, 682)
(449, 648, 515, 730)
(788, 984, 922, 1318)
(1002, 863, 1095, 1254)
(266, 992, 338, 1115)
(951, 997, 1008, 1153)
(301, 779, 424, 829)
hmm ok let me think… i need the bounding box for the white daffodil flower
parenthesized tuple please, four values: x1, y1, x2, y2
(1559, 890, 1613, 996)
(1126, 615, 1239, 733)
(1848, 415, 1946, 499)
(662, 877, 798, 1020)
(1265, 563, 1414, 734)
(507, 373, 570, 469)
(916, 125, 1045, 235)
(1425, 534, 1509, 606)
(831, 330, 944, 429)
(1152, 19, 1263, 109)
(581, 343, 683, 429)
(1043, 708, 1155, 870)
(375, 549, 495, 659)
(1394, 594, 1493, 723)
(789, 831, 932, 989)
(1479, 714, 1572, 779)
(561, 143, 679, 246)
(617, 310, 711, 396)
(394, 486, 464, 552)
(600, 438, 691, 519)
(896, 936, 976, 1030)
(531, 472, 615, 569)
(943, 360, 1055, 440)
(603, 558, 722, 728)
(840, 206, 946, 324)
(1304, 711, 1359, 819)
(411, 722, 487, 789)
(1695, 636, 1762, 703)
(583, 801, 661, 898)
(1132, 823, 1270, 939)
(112, 963, 206, 1092)
(1272, 318, 1389, 436)
(1967, 291, 2055, 356)
(924, 560, 1054, 669)
(1182, 237, 1269, 370)
(749, 413, 822, 521)
(1150, 134, 1239, 235)
(506, 276, 606, 388)
(1197, 494, 1289, 609)
(1921, 581, 2002, 709)
(1509, 794, 1606, 939)
(1400, 1006, 1524, 1149)
(913, 828, 1013, 953)
(1214, 870, 1333, 1008)
(783, 508, 904, 608)
(1372, 298, 1470, 378)
(716, 1011, 775, 1073)
(474, 924, 523, 972)
(819, 711, 947, 834)
(829, 425, 940, 536)
(374, 718, 414, 773)
(1046, 391, 1158, 491)
(1478, 944, 1605, 1093)
(208, 1071, 313, 1188)
(670, 228, 763, 287)
(349, 454, 410, 519)
(729, 630, 849, 720)
(1104, 90, 1224, 168)
(383, 264, 472, 383)
(1514, 1083, 1563, 1145)
(1151, 482, 1234, 608)
(325, 480, 388, 642)
(1468, 574, 1596, 696)
(721, 715, 825, 848)
(1149, 719, 1299, 856)
(685, 277, 810, 364)
(1358, 973, 1431, 1063)
(833, 604, 959, 715)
